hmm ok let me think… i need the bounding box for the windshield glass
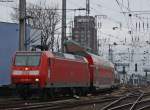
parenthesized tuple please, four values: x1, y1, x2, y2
(15, 55, 40, 66)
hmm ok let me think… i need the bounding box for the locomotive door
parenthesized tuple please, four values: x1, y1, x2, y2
(48, 58, 51, 82)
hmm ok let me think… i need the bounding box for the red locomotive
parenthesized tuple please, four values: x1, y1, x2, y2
(11, 50, 118, 98)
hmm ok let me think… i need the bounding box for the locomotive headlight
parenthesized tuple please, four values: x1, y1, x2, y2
(29, 70, 39, 75)
(25, 67, 29, 71)
(12, 70, 22, 75)
(35, 78, 39, 82)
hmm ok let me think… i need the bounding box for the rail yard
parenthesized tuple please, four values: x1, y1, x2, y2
(1, 0, 150, 110)
(0, 86, 150, 110)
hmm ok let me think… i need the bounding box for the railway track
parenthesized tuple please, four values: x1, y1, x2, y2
(0, 86, 119, 110)
(1, 86, 150, 110)
(3, 96, 117, 110)
(101, 90, 150, 110)
(0, 96, 78, 110)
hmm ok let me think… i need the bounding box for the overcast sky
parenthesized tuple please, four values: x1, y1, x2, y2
(1, 0, 150, 74)
(1, 0, 150, 44)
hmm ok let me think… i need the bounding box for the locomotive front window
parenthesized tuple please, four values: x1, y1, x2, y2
(15, 55, 40, 66)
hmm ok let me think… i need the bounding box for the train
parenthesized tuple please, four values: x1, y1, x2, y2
(11, 51, 119, 99)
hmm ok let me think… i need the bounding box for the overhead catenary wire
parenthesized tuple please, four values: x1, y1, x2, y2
(117, 1, 150, 44)
(91, 0, 121, 13)
(115, 0, 131, 29)
(88, 1, 125, 29)
(0, 2, 86, 14)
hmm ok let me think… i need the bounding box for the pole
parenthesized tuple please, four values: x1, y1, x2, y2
(145, 71, 148, 84)
(85, 0, 90, 51)
(19, 0, 26, 51)
(86, 0, 90, 15)
(61, 0, 66, 52)
(109, 44, 111, 61)
(109, 44, 113, 62)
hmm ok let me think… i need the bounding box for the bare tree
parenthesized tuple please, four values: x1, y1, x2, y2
(11, 2, 61, 51)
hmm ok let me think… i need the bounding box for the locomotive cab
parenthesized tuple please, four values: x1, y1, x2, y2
(11, 51, 91, 99)
(11, 52, 45, 88)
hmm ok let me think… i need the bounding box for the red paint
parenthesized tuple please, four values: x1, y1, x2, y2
(11, 51, 116, 90)
(11, 51, 90, 88)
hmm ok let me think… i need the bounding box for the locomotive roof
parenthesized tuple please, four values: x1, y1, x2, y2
(15, 51, 88, 63)
(44, 51, 88, 63)
(52, 52, 88, 62)
(15, 51, 113, 68)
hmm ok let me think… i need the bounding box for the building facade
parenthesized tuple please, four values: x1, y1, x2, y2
(0, 22, 30, 86)
(72, 16, 97, 53)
